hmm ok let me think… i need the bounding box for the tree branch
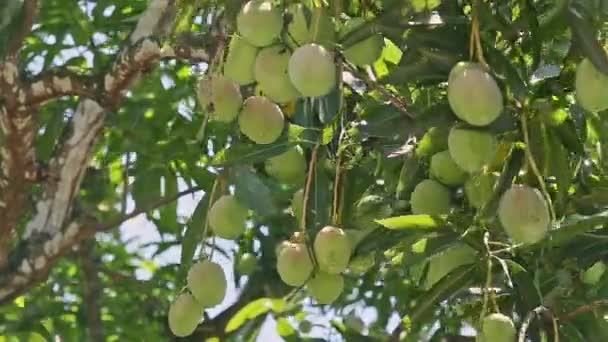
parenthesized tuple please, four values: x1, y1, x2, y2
(24, 70, 100, 107)
(79, 239, 104, 342)
(0, 184, 204, 305)
(560, 299, 608, 322)
(7, 0, 39, 58)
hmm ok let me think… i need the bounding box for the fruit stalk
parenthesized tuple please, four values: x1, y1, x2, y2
(520, 110, 556, 223)
(300, 144, 320, 232)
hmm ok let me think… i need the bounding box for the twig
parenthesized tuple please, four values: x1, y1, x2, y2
(343, 63, 414, 118)
(520, 111, 556, 223)
(479, 232, 495, 325)
(100, 186, 203, 231)
(300, 145, 320, 232)
(560, 299, 608, 322)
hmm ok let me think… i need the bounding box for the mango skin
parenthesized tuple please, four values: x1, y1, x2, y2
(465, 172, 497, 209)
(448, 62, 503, 126)
(307, 272, 344, 304)
(237, 253, 257, 275)
(576, 58, 608, 112)
(277, 241, 314, 286)
(168, 292, 203, 337)
(254, 46, 300, 103)
(430, 150, 467, 186)
(340, 18, 384, 66)
(208, 195, 248, 239)
(448, 127, 497, 173)
(238, 96, 285, 144)
(209, 75, 243, 123)
(236, 0, 283, 47)
(187, 260, 227, 308)
(286, 4, 335, 48)
(481, 313, 516, 342)
(288, 44, 337, 97)
(410, 179, 451, 215)
(314, 226, 352, 274)
(224, 35, 258, 85)
(498, 185, 550, 245)
(265, 146, 306, 185)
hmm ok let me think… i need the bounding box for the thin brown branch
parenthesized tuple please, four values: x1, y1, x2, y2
(0, 184, 204, 305)
(24, 69, 100, 107)
(7, 0, 39, 58)
(560, 299, 608, 322)
(300, 145, 320, 232)
(343, 63, 415, 118)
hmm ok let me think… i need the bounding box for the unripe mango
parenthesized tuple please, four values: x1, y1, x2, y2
(254, 46, 300, 103)
(344, 313, 365, 332)
(209, 75, 243, 123)
(430, 150, 467, 186)
(348, 253, 375, 275)
(299, 320, 312, 333)
(581, 261, 606, 285)
(448, 127, 497, 173)
(239, 96, 285, 144)
(265, 146, 306, 185)
(481, 313, 516, 342)
(415, 126, 449, 158)
(498, 185, 550, 244)
(410, 179, 451, 215)
(288, 44, 336, 97)
(465, 172, 497, 209)
(575, 57, 608, 112)
(307, 271, 344, 304)
(340, 18, 384, 67)
(277, 241, 314, 286)
(286, 4, 335, 48)
(314, 226, 352, 274)
(187, 260, 227, 307)
(196, 76, 212, 108)
(448, 62, 503, 126)
(168, 292, 203, 337)
(237, 253, 257, 275)
(224, 35, 258, 85)
(208, 195, 248, 239)
(236, 0, 283, 47)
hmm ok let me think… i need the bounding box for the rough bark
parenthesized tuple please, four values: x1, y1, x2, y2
(79, 239, 104, 342)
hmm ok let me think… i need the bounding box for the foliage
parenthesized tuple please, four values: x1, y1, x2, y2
(0, 0, 608, 341)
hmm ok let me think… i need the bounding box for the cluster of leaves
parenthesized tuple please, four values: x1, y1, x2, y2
(1, 0, 608, 341)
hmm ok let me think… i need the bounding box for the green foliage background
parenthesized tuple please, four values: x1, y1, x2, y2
(1, 0, 608, 341)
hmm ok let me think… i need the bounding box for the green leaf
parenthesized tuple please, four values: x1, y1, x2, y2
(306, 154, 331, 231)
(549, 211, 608, 246)
(225, 298, 287, 333)
(158, 170, 179, 233)
(178, 194, 209, 283)
(132, 165, 163, 211)
(212, 142, 295, 167)
(231, 166, 279, 217)
(409, 264, 476, 325)
(375, 215, 446, 231)
(566, 4, 608, 74)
